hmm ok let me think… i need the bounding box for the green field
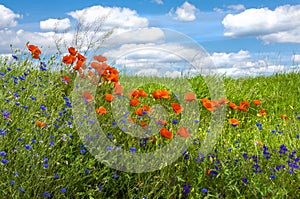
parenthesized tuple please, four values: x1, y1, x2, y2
(0, 52, 300, 199)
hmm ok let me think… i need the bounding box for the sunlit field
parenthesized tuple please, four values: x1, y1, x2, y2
(1, 44, 300, 198)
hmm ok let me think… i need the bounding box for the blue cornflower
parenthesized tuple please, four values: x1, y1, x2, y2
(1, 159, 9, 164)
(42, 192, 51, 197)
(183, 184, 191, 195)
(43, 164, 49, 169)
(201, 188, 208, 193)
(25, 144, 32, 150)
(40, 105, 47, 111)
(80, 149, 86, 154)
(194, 119, 199, 123)
(279, 144, 288, 155)
(242, 178, 248, 185)
(49, 141, 54, 147)
(44, 157, 48, 162)
(19, 76, 25, 81)
(270, 175, 276, 179)
(172, 119, 178, 124)
(7, 67, 12, 71)
(30, 96, 36, 101)
(130, 147, 136, 153)
(113, 173, 119, 180)
(84, 168, 90, 174)
(18, 187, 24, 193)
(98, 185, 103, 192)
(54, 174, 59, 179)
(0, 151, 6, 156)
(65, 101, 72, 108)
(61, 188, 66, 193)
(12, 55, 18, 60)
(106, 146, 113, 151)
(10, 180, 15, 185)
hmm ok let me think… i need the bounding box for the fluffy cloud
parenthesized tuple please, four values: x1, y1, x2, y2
(0, 29, 74, 54)
(210, 50, 252, 68)
(214, 4, 245, 13)
(292, 54, 300, 63)
(227, 4, 245, 12)
(170, 2, 198, 22)
(155, 0, 163, 5)
(222, 4, 300, 43)
(68, 5, 148, 30)
(106, 28, 165, 46)
(40, 18, 71, 31)
(0, 5, 21, 29)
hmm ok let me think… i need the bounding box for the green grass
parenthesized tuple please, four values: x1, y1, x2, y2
(0, 55, 300, 199)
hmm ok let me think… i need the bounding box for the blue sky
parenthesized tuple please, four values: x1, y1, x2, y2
(1, 0, 300, 76)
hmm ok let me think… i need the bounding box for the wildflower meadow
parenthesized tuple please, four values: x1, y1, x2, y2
(0, 43, 300, 199)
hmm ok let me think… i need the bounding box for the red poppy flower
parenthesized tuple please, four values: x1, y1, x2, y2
(240, 100, 250, 107)
(135, 107, 143, 116)
(26, 42, 41, 59)
(62, 55, 76, 65)
(83, 91, 94, 102)
(229, 102, 237, 110)
(206, 168, 211, 174)
(228, 118, 240, 126)
(253, 100, 261, 106)
(256, 141, 263, 146)
(130, 99, 140, 107)
(105, 94, 114, 102)
(96, 107, 107, 115)
(68, 47, 77, 56)
(160, 128, 173, 139)
(280, 114, 288, 120)
(141, 121, 147, 128)
(94, 55, 107, 62)
(177, 127, 190, 137)
(77, 53, 86, 62)
(258, 108, 267, 116)
(152, 90, 170, 100)
(218, 98, 229, 104)
(237, 105, 248, 112)
(129, 90, 140, 98)
(36, 120, 46, 127)
(171, 103, 183, 114)
(62, 75, 71, 83)
(114, 83, 123, 95)
(184, 92, 196, 102)
(138, 89, 148, 97)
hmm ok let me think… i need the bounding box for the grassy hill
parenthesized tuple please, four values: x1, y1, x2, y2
(0, 56, 300, 198)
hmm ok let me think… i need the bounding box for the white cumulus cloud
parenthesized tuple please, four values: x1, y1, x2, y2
(40, 18, 71, 31)
(155, 0, 163, 5)
(68, 5, 148, 30)
(292, 54, 300, 63)
(227, 4, 245, 12)
(0, 5, 21, 29)
(171, 2, 198, 22)
(222, 4, 300, 43)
